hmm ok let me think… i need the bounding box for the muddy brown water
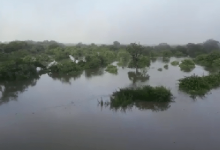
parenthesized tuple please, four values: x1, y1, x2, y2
(0, 58, 220, 150)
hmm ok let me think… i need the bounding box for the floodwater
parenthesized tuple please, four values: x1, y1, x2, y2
(0, 57, 220, 150)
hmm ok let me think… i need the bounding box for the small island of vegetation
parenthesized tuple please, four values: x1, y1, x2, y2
(110, 85, 173, 108)
(171, 61, 179, 66)
(164, 64, 168, 69)
(179, 73, 220, 96)
(179, 59, 195, 72)
(105, 65, 118, 74)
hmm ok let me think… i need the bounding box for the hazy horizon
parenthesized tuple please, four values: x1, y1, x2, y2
(1, 0, 220, 45)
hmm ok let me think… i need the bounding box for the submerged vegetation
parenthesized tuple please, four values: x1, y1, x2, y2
(171, 61, 179, 66)
(164, 64, 168, 69)
(109, 85, 173, 109)
(158, 68, 162, 71)
(194, 51, 220, 72)
(0, 58, 45, 80)
(0, 39, 220, 99)
(179, 59, 195, 72)
(105, 65, 118, 74)
(179, 73, 220, 96)
(48, 60, 83, 75)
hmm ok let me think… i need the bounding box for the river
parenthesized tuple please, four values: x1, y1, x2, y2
(0, 57, 219, 150)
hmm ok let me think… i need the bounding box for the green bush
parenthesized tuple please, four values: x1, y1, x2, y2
(171, 61, 179, 66)
(0, 59, 42, 80)
(105, 65, 117, 74)
(179, 73, 220, 96)
(194, 52, 220, 70)
(110, 85, 173, 108)
(48, 60, 83, 74)
(179, 59, 195, 72)
(128, 56, 150, 68)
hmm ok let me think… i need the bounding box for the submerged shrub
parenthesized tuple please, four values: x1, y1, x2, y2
(48, 60, 83, 74)
(171, 61, 179, 66)
(105, 65, 117, 74)
(110, 85, 173, 108)
(164, 64, 168, 69)
(128, 56, 150, 68)
(179, 73, 220, 96)
(0, 59, 45, 81)
(162, 57, 170, 63)
(179, 59, 195, 72)
(158, 68, 162, 71)
(194, 52, 220, 70)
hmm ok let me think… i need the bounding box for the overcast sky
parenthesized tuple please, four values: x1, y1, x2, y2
(0, 0, 220, 45)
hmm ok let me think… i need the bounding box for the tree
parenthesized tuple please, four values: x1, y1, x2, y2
(127, 43, 144, 71)
(203, 39, 220, 52)
(113, 41, 120, 49)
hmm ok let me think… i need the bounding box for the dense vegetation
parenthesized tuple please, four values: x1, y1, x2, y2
(105, 65, 118, 74)
(179, 73, 220, 96)
(0, 39, 220, 99)
(179, 59, 195, 72)
(171, 61, 179, 66)
(109, 85, 173, 108)
(194, 51, 220, 72)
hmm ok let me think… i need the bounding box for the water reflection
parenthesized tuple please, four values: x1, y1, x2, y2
(0, 75, 40, 105)
(84, 68, 104, 78)
(98, 99, 171, 112)
(48, 71, 83, 84)
(128, 68, 149, 85)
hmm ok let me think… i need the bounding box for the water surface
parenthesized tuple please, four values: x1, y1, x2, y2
(0, 58, 219, 150)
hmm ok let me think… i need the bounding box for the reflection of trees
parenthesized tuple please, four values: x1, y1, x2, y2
(0, 75, 40, 105)
(128, 68, 149, 85)
(98, 99, 171, 112)
(134, 102, 171, 111)
(85, 68, 104, 79)
(48, 71, 83, 84)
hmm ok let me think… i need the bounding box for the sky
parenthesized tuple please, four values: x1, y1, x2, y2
(0, 0, 220, 45)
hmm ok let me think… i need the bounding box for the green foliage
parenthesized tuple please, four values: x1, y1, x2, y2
(171, 61, 179, 66)
(84, 55, 102, 69)
(162, 50, 172, 58)
(164, 64, 168, 69)
(48, 60, 83, 74)
(110, 85, 173, 108)
(117, 50, 130, 67)
(128, 56, 150, 68)
(105, 65, 117, 74)
(194, 52, 220, 71)
(151, 57, 157, 62)
(127, 43, 144, 68)
(179, 59, 195, 72)
(138, 56, 151, 68)
(158, 68, 162, 71)
(46, 47, 69, 61)
(179, 73, 220, 96)
(0, 59, 43, 80)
